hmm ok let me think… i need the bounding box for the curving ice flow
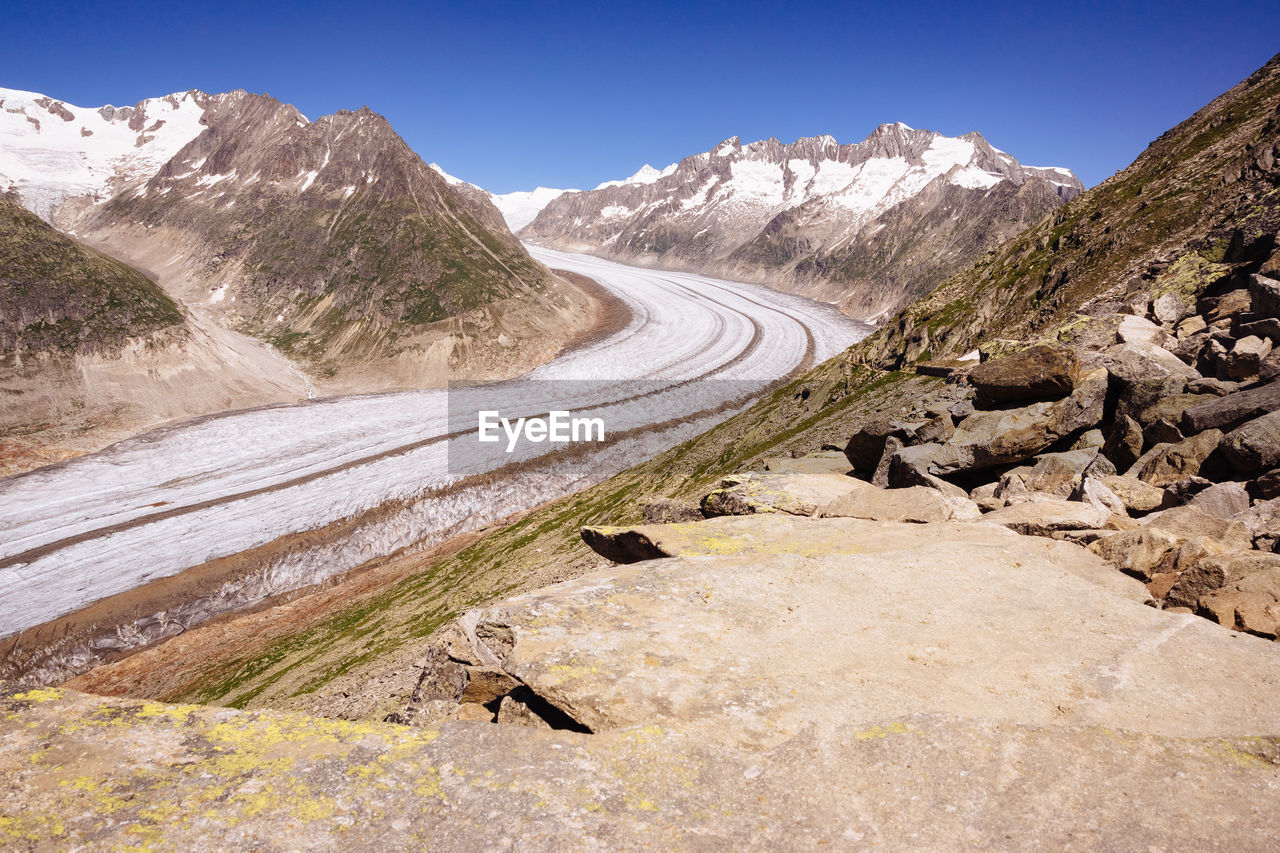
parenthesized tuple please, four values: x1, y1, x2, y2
(0, 248, 869, 641)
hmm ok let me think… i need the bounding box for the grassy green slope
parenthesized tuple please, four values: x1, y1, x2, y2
(0, 198, 183, 358)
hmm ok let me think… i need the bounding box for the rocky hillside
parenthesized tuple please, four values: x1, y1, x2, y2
(860, 52, 1280, 368)
(523, 126, 1082, 321)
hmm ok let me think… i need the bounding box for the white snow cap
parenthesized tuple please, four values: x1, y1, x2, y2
(428, 162, 465, 185)
(0, 86, 210, 219)
(595, 162, 677, 190)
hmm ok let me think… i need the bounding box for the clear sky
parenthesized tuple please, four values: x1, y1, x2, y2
(3, 0, 1276, 193)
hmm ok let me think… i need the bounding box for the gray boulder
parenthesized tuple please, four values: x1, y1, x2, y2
(1248, 273, 1280, 318)
(1116, 315, 1167, 345)
(1024, 449, 1115, 497)
(1151, 292, 1189, 324)
(843, 418, 924, 474)
(967, 344, 1079, 409)
(1223, 335, 1273, 379)
(1181, 378, 1280, 433)
(939, 368, 1107, 473)
(1102, 342, 1199, 419)
(1186, 481, 1251, 519)
(886, 445, 970, 498)
(1219, 410, 1280, 476)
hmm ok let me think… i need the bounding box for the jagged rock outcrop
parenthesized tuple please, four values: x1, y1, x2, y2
(524, 126, 1081, 322)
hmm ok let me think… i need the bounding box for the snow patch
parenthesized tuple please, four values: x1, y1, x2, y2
(949, 166, 1003, 190)
(0, 86, 209, 219)
(594, 162, 676, 190)
(490, 185, 573, 230)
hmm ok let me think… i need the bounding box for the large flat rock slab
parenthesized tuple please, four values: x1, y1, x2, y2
(4, 686, 1280, 850)
(491, 525, 1280, 741)
(582, 515, 1148, 602)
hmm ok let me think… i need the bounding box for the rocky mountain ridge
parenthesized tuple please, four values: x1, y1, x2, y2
(523, 124, 1083, 321)
(858, 52, 1280, 370)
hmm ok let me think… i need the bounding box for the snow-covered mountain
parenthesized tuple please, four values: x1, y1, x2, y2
(430, 163, 572, 232)
(488, 186, 573, 231)
(0, 87, 212, 220)
(523, 124, 1083, 321)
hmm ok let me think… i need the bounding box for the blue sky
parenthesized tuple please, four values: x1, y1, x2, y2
(3, 0, 1276, 192)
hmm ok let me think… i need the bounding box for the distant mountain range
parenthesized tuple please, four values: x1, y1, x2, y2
(503, 125, 1082, 322)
